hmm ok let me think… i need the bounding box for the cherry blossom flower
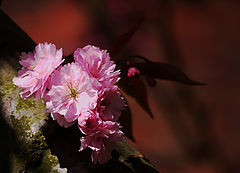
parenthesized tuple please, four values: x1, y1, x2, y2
(13, 43, 63, 100)
(78, 110, 101, 134)
(46, 63, 98, 122)
(79, 115, 123, 164)
(74, 45, 120, 90)
(98, 87, 125, 121)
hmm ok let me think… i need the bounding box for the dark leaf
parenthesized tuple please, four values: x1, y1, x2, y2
(118, 104, 135, 142)
(131, 62, 205, 85)
(109, 20, 142, 57)
(119, 77, 154, 119)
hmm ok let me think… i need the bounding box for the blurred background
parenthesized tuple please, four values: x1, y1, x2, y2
(2, 0, 240, 172)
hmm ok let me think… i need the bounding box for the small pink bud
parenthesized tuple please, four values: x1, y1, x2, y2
(128, 67, 140, 77)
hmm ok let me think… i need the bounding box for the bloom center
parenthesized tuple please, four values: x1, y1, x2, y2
(69, 87, 78, 98)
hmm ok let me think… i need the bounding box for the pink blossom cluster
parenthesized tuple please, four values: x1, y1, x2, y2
(13, 43, 125, 163)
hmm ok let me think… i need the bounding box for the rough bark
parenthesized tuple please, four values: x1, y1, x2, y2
(0, 9, 159, 173)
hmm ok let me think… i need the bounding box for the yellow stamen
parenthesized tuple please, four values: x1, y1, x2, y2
(69, 87, 78, 98)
